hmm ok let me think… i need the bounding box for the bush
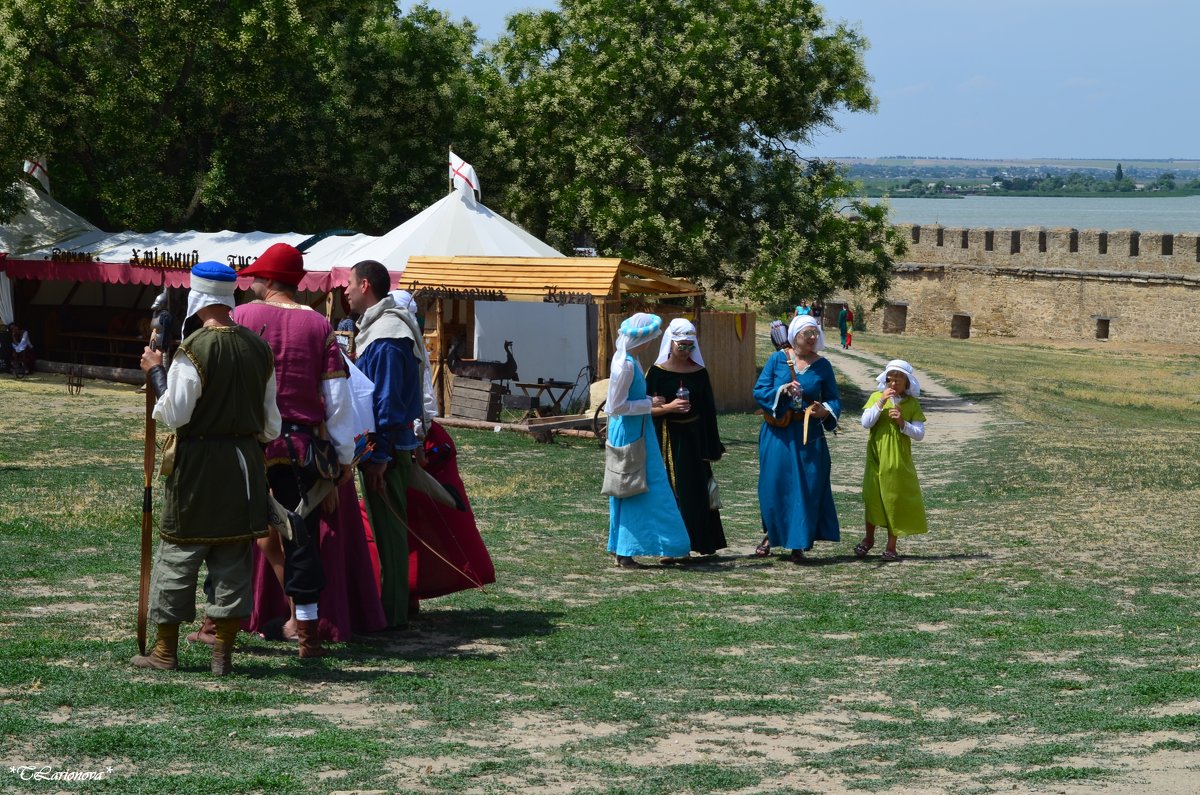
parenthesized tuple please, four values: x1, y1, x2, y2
(853, 302, 867, 331)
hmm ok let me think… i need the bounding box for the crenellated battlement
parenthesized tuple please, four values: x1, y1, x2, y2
(900, 224, 1200, 278)
(835, 224, 1200, 345)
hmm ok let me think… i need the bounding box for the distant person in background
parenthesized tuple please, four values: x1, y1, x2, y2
(335, 315, 357, 357)
(768, 319, 790, 352)
(837, 306, 850, 349)
(0, 323, 12, 373)
(845, 307, 854, 348)
(10, 323, 34, 375)
(811, 300, 824, 326)
(794, 301, 811, 317)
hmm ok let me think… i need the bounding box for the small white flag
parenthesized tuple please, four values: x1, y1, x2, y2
(448, 151, 479, 199)
(22, 156, 49, 193)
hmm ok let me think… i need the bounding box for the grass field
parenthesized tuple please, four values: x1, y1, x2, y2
(1, 330, 1197, 794)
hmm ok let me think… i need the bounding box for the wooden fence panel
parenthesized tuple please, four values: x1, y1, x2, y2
(606, 311, 757, 412)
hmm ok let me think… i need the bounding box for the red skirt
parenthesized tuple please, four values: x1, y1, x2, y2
(361, 422, 495, 601)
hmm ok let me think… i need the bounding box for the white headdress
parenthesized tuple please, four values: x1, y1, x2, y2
(787, 314, 825, 351)
(388, 289, 417, 314)
(608, 313, 663, 408)
(185, 261, 238, 326)
(654, 318, 704, 367)
(875, 359, 921, 397)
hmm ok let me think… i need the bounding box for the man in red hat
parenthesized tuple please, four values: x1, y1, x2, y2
(220, 243, 375, 657)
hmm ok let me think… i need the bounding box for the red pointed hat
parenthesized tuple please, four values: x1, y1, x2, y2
(239, 243, 305, 286)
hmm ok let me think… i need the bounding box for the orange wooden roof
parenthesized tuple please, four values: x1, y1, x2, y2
(399, 256, 704, 301)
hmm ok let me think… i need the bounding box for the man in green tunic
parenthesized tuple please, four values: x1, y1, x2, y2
(132, 261, 281, 676)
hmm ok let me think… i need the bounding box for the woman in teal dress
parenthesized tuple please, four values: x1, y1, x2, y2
(754, 315, 841, 563)
(606, 313, 691, 569)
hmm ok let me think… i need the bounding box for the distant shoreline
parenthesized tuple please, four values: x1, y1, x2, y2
(863, 190, 1200, 200)
(834, 156, 1200, 171)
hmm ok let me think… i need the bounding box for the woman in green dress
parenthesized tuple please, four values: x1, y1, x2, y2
(645, 318, 726, 561)
(854, 359, 928, 561)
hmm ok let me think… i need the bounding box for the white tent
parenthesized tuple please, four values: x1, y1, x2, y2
(337, 188, 563, 270)
(10, 226, 376, 290)
(337, 189, 590, 386)
(1, 178, 589, 384)
(1, 183, 102, 324)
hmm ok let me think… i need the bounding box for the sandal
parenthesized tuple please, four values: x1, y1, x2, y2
(754, 537, 772, 557)
(615, 555, 647, 570)
(788, 549, 807, 565)
(853, 541, 873, 559)
(881, 550, 899, 561)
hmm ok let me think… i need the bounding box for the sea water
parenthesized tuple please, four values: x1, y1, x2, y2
(874, 195, 1200, 234)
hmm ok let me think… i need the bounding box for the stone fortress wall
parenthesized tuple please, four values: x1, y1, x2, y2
(840, 225, 1200, 345)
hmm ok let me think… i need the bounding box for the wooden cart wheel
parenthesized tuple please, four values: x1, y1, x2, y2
(592, 400, 608, 446)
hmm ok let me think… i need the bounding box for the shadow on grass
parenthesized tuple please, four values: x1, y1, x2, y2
(649, 550, 991, 574)
(348, 607, 562, 661)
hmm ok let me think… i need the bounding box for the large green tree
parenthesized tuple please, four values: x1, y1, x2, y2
(488, 0, 905, 301)
(0, 0, 488, 231)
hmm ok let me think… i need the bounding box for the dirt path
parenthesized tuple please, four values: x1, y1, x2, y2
(822, 344, 991, 446)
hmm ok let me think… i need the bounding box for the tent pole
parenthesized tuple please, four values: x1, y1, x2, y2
(597, 298, 610, 378)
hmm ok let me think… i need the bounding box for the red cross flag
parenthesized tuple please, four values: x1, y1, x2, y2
(448, 151, 479, 199)
(22, 156, 49, 193)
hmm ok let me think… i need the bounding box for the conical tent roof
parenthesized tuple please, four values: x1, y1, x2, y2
(1, 183, 104, 323)
(0, 183, 101, 255)
(334, 189, 563, 273)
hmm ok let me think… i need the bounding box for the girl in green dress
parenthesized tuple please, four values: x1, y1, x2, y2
(854, 360, 927, 561)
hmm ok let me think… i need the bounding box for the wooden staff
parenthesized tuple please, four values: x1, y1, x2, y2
(137, 292, 171, 657)
(137, 327, 158, 657)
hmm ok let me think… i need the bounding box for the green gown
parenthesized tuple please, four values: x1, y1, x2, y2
(862, 391, 928, 537)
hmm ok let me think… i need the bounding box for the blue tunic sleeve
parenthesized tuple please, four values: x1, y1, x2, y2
(357, 337, 423, 461)
(753, 351, 791, 418)
(814, 358, 841, 431)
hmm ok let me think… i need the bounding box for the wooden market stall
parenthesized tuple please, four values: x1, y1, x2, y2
(394, 255, 712, 414)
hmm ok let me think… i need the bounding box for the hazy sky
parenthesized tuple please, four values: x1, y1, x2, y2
(414, 0, 1200, 160)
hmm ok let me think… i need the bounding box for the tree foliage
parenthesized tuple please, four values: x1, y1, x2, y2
(0, 0, 906, 304)
(0, 0, 488, 231)
(487, 0, 905, 301)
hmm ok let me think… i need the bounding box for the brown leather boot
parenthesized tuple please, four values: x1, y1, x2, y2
(296, 619, 328, 659)
(131, 623, 180, 670)
(186, 615, 217, 646)
(210, 618, 241, 676)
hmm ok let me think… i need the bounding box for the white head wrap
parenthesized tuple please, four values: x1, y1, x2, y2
(185, 261, 238, 326)
(876, 359, 921, 397)
(788, 314, 825, 351)
(389, 289, 417, 314)
(608, 313, 663, 407)
(654, 318, 704, 367)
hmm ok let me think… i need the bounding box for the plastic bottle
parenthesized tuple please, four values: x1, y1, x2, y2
(676, 381, 690, 403)
(790, 385, 804, 411)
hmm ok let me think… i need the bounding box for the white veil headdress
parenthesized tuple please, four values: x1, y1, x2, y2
(653, 318, 704, 367)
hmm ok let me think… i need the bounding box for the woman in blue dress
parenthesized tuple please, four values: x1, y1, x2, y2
(606, 313, 691, 569)
(755, 314, 841, 563)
